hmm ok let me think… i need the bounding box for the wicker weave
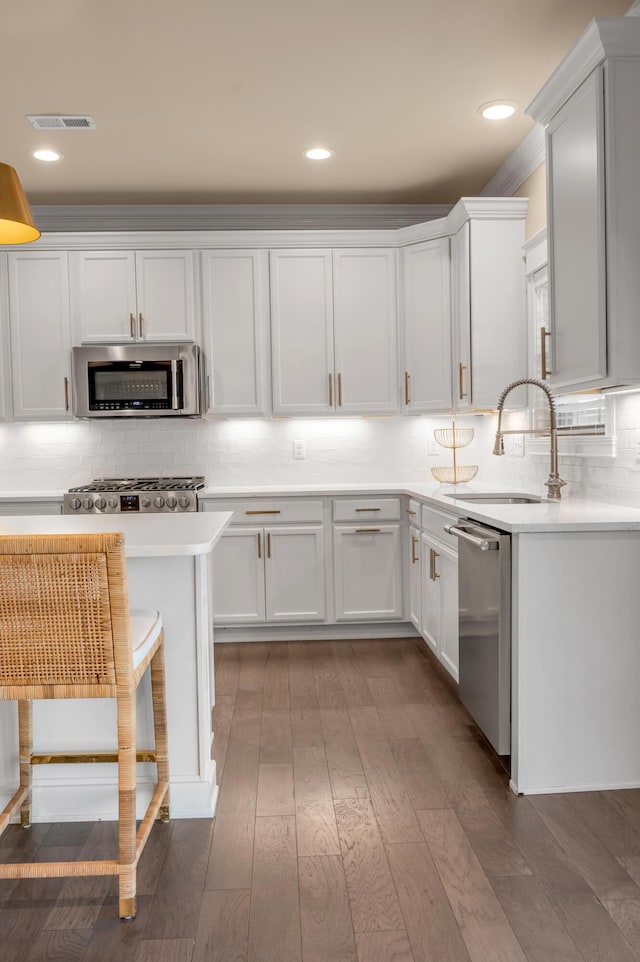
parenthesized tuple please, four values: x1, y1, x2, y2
(0, 533, 170, 920)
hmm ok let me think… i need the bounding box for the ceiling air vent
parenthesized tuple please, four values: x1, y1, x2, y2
(26, 115, 96, 130)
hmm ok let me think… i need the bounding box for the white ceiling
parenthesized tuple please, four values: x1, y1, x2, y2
(2, 0, 632, 206)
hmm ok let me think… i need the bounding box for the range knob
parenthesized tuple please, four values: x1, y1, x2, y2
(108, 497, 118, 509)
(82, 498, 94, 510)
(166, 496, 177, 509)
(153, 496, 165, 509)
(94, 497, 106, 510)
(178, 495, 191, 509)
(141, 498, 151, 508)
(68, 497, 81, 511)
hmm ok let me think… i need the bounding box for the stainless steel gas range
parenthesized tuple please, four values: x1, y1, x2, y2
(63, 477, 205, 515)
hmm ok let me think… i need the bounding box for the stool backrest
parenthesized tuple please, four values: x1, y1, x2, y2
(0, 532, 131, 697)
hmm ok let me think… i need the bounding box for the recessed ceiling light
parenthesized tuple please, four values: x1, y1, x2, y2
(479, 101, 518, 120)
(31, 149, 62, 162)
(303, 147, 335, 160)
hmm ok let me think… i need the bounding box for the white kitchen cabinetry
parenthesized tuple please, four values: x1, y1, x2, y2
(270, 249, 398, 416)
(0, 256, 9, 421)
(204, 499, 326, 625)
(528, 19, 640, 392)
(408, 524, 421, 629)
(450, 200, 527, 412)
(70, 250, 197, 344)
(416, 504, 459, 681)
(8, 251, 73, 420)
(400, 237, 452, 412)
(201, 250, 269, 416)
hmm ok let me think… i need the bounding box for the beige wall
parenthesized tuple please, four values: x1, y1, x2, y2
(515, 163, 547, 239)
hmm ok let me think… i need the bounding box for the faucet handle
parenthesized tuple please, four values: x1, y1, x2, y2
(545, 475, 567, 500)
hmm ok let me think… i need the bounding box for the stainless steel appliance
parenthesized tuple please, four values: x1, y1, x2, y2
(445, 519, 511, 755)
(72, 343, 201, 417)
(63, 477, 205, 514)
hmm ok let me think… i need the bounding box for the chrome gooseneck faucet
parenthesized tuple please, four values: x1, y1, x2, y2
(493, 377, 566, 500)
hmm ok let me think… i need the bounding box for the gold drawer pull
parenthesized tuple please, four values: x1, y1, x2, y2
(411, 536, 418, 564)
(337, 372, 343, 406)
(405, 371, 411, 405)
(407, 509, 417, 516)
(541, 326, 552, 379)
(245, 510, 281, 515)
(459, 363, 468, 400)
(257, 532, 262, 559)
(355, 528, 381, 533)
(355, 507, 381, 512)
(130, 313, 136, 338)
(267, 532, 272, 558)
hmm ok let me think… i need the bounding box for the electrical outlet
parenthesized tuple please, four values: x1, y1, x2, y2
(428, 439, 439, 456)
(511, 435, 525, 458)
(293, 439, 306, 460)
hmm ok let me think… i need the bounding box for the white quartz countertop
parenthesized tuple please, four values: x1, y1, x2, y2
(0, 511, 233, 556)
(199, 482, 640, 533)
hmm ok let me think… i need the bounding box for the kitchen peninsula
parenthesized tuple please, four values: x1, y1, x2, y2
(0, 511, 231, 823)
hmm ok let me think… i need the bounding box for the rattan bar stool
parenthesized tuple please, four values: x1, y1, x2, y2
(0, 532, 170, 920)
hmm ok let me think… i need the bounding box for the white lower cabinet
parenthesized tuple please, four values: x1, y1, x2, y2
(333, 524, 402, 621)
(419, 531, 459, 681)
(212, 523, 325, 625)
(0, 500, 63, 516)
(408, 525, 421, 629)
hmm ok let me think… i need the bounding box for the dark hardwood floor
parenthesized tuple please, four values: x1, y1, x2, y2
(3, 637, 640, 960)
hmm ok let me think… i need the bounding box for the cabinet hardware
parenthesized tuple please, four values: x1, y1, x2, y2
(355, 527, 381, 533)
(459, 363, 468, 400)
(257, 532, 262, 559)
(267, 532, 271, 559)
(64, 377, 70, 411)
(337, 372, 343, 406)
(206, 375, 211, 410)
(429, 547, 434, 580)
(430, 548, 441, 580)
(129, 313, 135, 338)
(407, 509, 417, 516)
(138, 313, 144, 338)
(541, 326, 552, 379)
(245, 509, 281, 515)
(404, 371, 411, 405)
(355, 507, 381, 512)
(328, 372, 333, 407)
(411, 536, 418, 564)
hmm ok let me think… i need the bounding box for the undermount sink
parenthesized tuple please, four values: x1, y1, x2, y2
(443, 493, 543, 505)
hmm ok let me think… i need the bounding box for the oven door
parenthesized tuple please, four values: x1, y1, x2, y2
(87, 359, 182, 413)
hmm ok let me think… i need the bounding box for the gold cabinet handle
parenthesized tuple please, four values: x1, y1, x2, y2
(411, 536, 418, 564)
(328, 372, 333, 407)
(355, 527, 381, 533)
(337, 372, 343, 407)
(138, 313, 144, 338)
(458, 363, 468, 400)
(245, 509, 281, 515)
(407, 509, 417, 516)
(257, 532, 262, 559)
(130, 313, 136, 338)
(432, 549, 440, 580)
(267, 532, 271, 559)
(64, 377, 70, 411)
(404, 371, 411, 406)
(541, 326, 552, 379)
(429, 547, 434, 580)
(355, 507, 381, 512)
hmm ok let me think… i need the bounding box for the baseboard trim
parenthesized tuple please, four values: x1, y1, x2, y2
(212, 622, 421, 643)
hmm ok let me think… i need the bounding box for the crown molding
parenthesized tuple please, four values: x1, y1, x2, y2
(29, 203, 452, 234)
(479, 124, 546, 198)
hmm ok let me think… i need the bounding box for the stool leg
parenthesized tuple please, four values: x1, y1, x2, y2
(18, 701, 33, 828)
(117, 689, 137, 920)
(151, 635, 170, 821)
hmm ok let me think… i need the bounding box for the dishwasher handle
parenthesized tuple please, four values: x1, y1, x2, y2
(444, 523, 499, 551)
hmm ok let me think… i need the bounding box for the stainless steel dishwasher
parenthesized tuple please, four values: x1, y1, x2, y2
(444, 520, 511, 755)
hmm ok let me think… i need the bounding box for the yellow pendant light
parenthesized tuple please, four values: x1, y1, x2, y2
(0, 163, 40, 244)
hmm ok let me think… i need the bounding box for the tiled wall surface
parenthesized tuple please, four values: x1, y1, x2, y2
(1, 393, 640, 504)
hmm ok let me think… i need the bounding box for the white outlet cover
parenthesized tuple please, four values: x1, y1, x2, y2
(293, 439, 306, 460)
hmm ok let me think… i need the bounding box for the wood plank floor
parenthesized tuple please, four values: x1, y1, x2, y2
(3, 637, 640, 960)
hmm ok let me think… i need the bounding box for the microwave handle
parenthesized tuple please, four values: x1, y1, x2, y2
(171, 360, 180, 410)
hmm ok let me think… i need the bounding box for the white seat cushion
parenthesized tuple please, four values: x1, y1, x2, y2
(129, 609, 162, 671)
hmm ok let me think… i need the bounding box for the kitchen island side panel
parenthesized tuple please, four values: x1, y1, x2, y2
(512, 530, 640, 794)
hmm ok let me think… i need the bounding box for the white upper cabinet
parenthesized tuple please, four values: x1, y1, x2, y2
(450, 200, 527, 412)
(201, 250, 269, 416)
(8, 251, 73, 420)
(400, 237, 452, 413)
(528, 18, 640, 392)
(270, 248, 398, 416)
(70, 250, 197, 344)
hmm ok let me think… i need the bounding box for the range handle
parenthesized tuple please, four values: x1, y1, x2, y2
(444, 523, 499, 551)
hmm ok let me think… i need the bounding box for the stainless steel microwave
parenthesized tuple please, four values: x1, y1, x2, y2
(72, 343, 202, 418)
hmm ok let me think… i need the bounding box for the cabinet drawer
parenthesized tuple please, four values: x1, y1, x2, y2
(333, 498, 401, 522)
(406, 498, 421, 524)
(421, 503, 459, 549)
(201, 498, 324, 525)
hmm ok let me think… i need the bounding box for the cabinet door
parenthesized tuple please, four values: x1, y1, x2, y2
(408, 525, 421, 629)
(270, 250, 334, 415)
(264, 525, 326, 622)
(8, 251, 73, 420)
(332, 249, 399, 414)
(420, 533, 440, 655)
(202, 250, 269, 416)
(451, 223, 472, 412)
(69, 251, 137, 343)
(401, 238, 452, 412)
(437, 544, 459, 682)
(135, 250, 197, 342)
(333, 525, 402, 621)
(211, 527, 265, 624)
(0, 255, 9, 420)
(547, 69, 607, 389)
